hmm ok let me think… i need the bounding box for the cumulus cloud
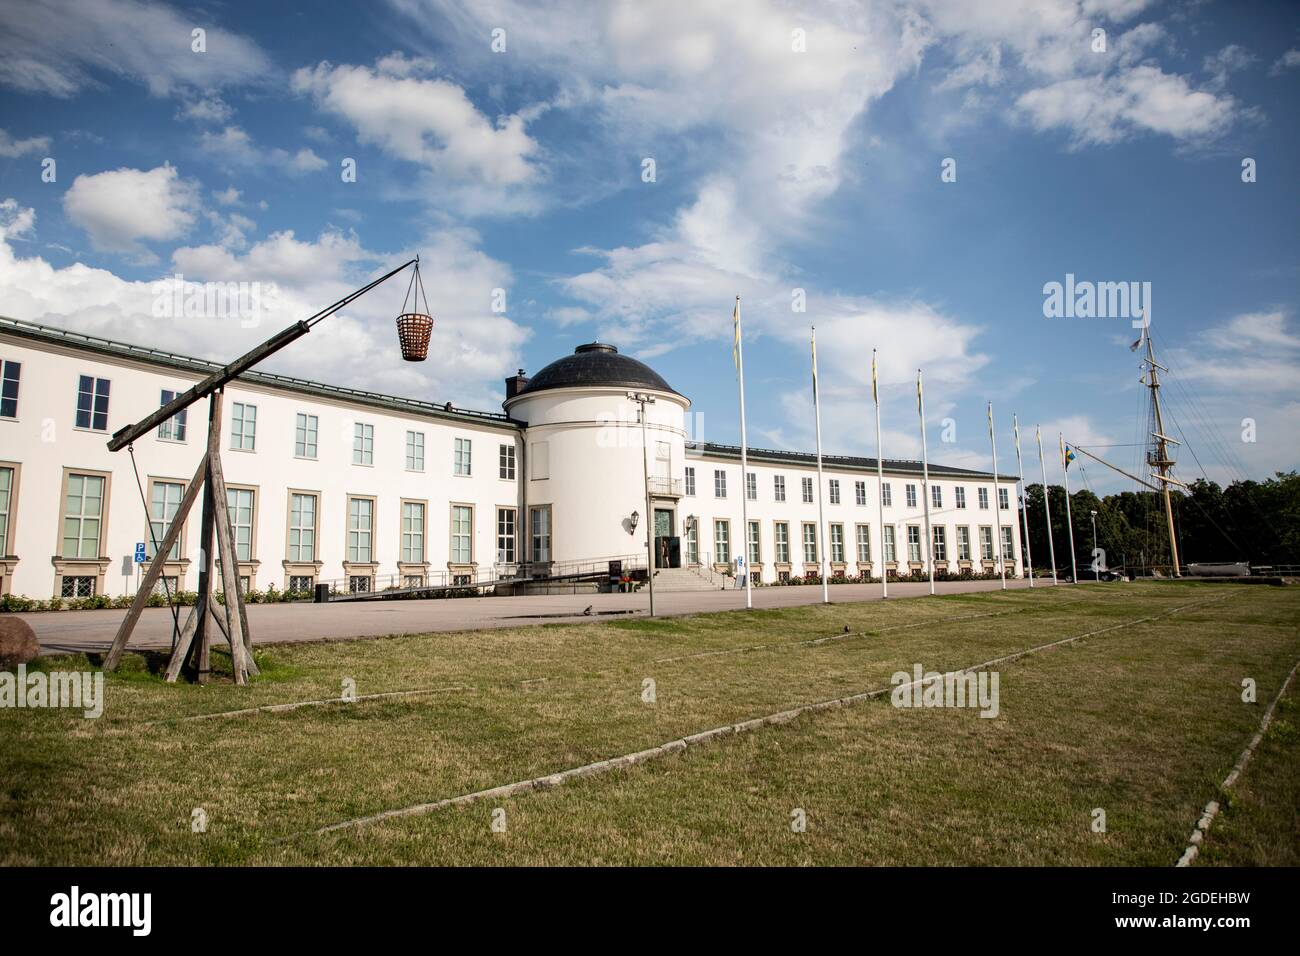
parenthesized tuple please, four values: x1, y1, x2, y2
(1270, 49, 1300, 76)
(291, 54, 540, 188)
(0, 0, 272, 98)
(200, 126, 328, 175)
(62, 164, 200, 260)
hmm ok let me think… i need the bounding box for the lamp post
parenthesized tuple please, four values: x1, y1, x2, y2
(1090, 509, 1099, 582)
(628, 392, 657, 618)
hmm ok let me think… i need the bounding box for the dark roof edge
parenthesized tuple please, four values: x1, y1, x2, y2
(691, 441, 1020, 483)
(0, 316, 524, 432)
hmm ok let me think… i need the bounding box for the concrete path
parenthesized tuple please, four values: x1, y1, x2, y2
(21, 578, 1042, 656)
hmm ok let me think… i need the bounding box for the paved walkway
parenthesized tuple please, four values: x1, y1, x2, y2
(22, 578, 1041, 656)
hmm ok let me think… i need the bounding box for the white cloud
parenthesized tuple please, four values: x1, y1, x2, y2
(1269, 49, 1300, 76)
(0, 199, 529, 410)
(1202, 44, 1254, 91)
(213, 186, 242, 206)
(200, 126, 328, 176)
(176, 95, 235, 123)
(62, 164, 200, 259)
(0, 0, 272, 98)
(0, 128, 51, 158)
(1015, 65, 1237, 147)
(291, 54, 540, 188)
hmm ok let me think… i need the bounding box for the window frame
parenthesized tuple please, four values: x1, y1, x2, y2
(294, 412, 319, 460)
(74, 375, 111, 432)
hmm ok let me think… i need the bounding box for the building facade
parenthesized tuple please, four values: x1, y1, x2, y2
(0, 317, 1021, 598)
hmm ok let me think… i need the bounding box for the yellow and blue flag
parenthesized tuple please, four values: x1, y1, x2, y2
(1063, 442, 1077, 470)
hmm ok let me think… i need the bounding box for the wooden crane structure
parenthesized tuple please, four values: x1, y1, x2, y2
(101, 258, 423, 683)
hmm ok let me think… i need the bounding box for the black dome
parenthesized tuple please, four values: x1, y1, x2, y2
(511, 342, 682, 399)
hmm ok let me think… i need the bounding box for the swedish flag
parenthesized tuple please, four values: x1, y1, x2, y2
(1064, 443, 1077, 469)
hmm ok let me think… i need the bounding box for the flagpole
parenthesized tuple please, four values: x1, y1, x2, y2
(988, 402, 1007, 591)
(812, 328, 829, 604)
(872, 349, 887, 599)
(1036, 425, 1058, 586)
(917, 369, 935, 596)
(1013, 414, 1035, 588)
(1060, 433, 1078, 584)
(734, 296, 752, 610)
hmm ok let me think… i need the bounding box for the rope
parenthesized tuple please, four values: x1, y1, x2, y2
(127, 443, 182, 650)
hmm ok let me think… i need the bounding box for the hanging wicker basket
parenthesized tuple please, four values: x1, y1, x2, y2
(396, 311, 434, 361)
(395, 259, 433, 361)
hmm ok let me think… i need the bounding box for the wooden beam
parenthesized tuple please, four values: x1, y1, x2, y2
(208, 453, 248, 685)
(102, 451, 208, 672)
(193, 393, 222, 684)
(164, 601, 201, 683)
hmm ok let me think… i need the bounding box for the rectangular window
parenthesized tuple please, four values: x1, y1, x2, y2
(347, 497, 373, 563)
(227, 488, 255, 562)
(856, 524, 871, 563)
(746, 472, 757, 501)
(349, 575, 371, 594)
(295, 413, 318, 459)
(62, 473, 105, 558)
(353, 422, 374, 465)
(714, 469, 727, 498)
(773, 475, 786, 502)
(75, 375, 110, 431)
(498, 443, 515, 480)
(530, 505, 551, 562)
(882, 482, 893, 507)
(958, 526, 971, 561)
(157, 389, 187, 442)
(288, 493, 317, 562)
(830, 523, 845, 563)
(451, 505, 473, 564)
(829, 479, 840, 505)
(884, 526, 896, 563)
(230, 402, 256, 451)
(855, 481, 866, 506)
(454, 437, 472, 476)
(748, 520, 760, 564)
(684, 466, 696, 496)
(999, 487, 1010, 510)
(61, 575, 95, 598)
(905, 484, 917, 508)
(0, 465, 12, 554)
(1002, 525, 1015, 560)
(980, 526, 994, 560)
(978, 488, 990, 509)
(774, 522, 790, 563)
(907, 525, 922, 563)
(955, 486, 966, 509)
(714, 519, 730, 564)
(406, 431, 425, 471)
(0, 359, 19, 418)
(802, 523, 818, 564)
(148, 480, 184, 560)
(288, 574, 314, 594)
(685, 519, 699, 564)
(802, 476, 814, 503)
(402, 501, 425, 563)
(933, 525, 947, 561)
(497, 507, 517, 563)
(932, 485, 942, 509)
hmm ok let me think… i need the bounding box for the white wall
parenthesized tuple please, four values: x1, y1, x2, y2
(0, 334, 521, 596)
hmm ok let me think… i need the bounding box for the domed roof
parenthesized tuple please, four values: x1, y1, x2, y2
(510, 342, 682, 400)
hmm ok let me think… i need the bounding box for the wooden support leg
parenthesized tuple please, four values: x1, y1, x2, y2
(164, 600, 201, 683)
(102, 452, 208, 672)
(204, 396, 248, 686)
(192, 395, 222, 684)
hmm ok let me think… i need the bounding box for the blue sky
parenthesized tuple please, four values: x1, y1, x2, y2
(1, 0, 1297, 491)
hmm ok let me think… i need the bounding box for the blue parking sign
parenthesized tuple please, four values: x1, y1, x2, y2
(134, 542, 147, 564)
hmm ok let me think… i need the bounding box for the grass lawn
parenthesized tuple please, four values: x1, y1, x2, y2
(1, 581, 1296, 865)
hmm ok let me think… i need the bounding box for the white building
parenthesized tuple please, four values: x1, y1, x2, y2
(0, 316, 1021, 599)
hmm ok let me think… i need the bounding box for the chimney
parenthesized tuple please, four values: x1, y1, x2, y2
(505, 368, 529, 400)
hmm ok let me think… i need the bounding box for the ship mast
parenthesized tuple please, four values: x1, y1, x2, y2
(1142, 330, 1182, 577)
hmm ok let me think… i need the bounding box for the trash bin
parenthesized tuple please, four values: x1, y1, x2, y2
(314, 583, 330, 603)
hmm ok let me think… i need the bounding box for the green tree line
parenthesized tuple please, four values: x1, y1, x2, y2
(1018, 471, 1300, 575)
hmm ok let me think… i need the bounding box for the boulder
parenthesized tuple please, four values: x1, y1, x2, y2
(0, 616, 40, 665)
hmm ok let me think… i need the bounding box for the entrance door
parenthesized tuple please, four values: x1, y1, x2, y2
(654, 508, 674, 568)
